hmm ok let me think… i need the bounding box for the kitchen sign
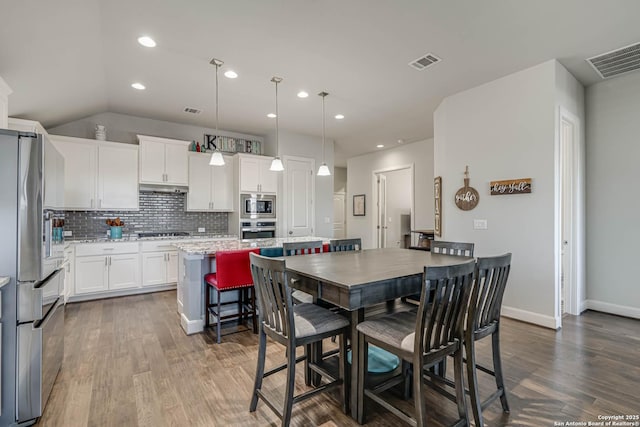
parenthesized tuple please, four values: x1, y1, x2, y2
(490, 178, 532, 195)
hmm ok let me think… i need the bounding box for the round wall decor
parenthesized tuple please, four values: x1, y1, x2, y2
(455, 166, 479, 211)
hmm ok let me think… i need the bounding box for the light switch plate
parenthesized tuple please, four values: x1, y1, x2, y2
(64, 230, 72, 237)
(198, 227, 205, 233)
(324, 217, 330, 224)
(473, 219, 488, 230)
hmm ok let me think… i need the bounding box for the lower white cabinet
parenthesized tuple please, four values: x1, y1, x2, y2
(140, 241, 179, 287)
(74, 242, 140, 295)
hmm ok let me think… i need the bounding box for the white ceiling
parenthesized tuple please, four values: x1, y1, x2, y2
(2, 0, 640, 166)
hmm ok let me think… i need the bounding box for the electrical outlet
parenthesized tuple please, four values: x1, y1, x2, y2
(473, 219, 488, 230)
(324, 217, 330, 224)
(198, 227, 205, 233)
(64, 230, 72, 237)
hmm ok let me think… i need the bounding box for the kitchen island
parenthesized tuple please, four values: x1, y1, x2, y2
(175, 236, 330, 335)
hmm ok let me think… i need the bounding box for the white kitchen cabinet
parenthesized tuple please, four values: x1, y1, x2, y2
(140, 241, 179, 287)
(63, 245, 74, 302)
(239, 154, 277, 193)
(50, 135, 139, 210)
(74, 242, 140, 294)
(138, 135, 189, 186)
(187, 153, 234, 211)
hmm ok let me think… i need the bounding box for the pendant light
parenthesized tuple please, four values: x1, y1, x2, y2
(269, 76, 284, 172)
(209, 58, 225, 166)
(317, 91, 331, 176)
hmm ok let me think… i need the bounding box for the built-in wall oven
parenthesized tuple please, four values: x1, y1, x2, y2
(241, 220, 277, 240)
(241, 194, 276, 219)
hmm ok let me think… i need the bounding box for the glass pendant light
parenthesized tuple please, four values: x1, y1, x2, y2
(270, 76, 284, 172)
(317, 91, 331, 176)
(209, 58, 225, 166)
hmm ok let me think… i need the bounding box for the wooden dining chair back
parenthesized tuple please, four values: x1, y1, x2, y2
(465, 253, 512, 427)
(248, 253, 350, 426)
(431, 240, 475, 257)
(283, 240, 324, 256)
(329, 238, 362, 252)
(355, 260, 475, 426)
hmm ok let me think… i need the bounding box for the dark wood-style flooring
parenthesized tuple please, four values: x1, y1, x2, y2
(37, 291, 640, 426)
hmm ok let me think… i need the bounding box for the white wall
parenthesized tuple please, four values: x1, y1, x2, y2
(264, 130, 335, 238)
(48, 111, 264, 147)
(434, 60, 572, 329)
(347, 139, 434, 249)
(585, 71, 640, 319)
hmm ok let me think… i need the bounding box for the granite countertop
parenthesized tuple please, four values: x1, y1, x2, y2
(175, 236, 331, 255)
(0, 276, 9, 289)
(65, 234, 238, 244)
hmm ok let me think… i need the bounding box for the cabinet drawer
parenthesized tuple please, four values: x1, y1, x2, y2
(75, 242, 139, 257)
(140, 240, 179, 253)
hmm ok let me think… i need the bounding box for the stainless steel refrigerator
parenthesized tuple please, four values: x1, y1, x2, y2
(0, 129, 65, 426)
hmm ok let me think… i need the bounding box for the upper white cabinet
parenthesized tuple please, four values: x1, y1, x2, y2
(187, 153, 234, 211)
(138, 135, 189, 186)
(238, 154, 277, 193)
(50, 135, 139, 210)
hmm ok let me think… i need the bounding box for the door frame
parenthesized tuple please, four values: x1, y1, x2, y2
(555, 106, 585, 324)
(282, 155, 316, 237)
(371, 164, 415, 249)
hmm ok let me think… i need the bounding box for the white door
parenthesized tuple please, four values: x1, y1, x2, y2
(211, 155, 234, 210)
(187, 154, 213, 210)
(333, 193, 346, 239)
(259, 158, 279, 193)
(377, 174, 387, 248)
(108, 254, 140, 290)
(75, 256, 108, 294)
(139, 140, 166, 183)
(52, 139, 97, 209)
(284, 157, 314, 237)
(141, 252, 168, 287)
(98, 144, 139, 210)
(164, 142, 189, 185)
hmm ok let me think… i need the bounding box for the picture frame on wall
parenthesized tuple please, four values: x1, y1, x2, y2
(353, 194, 366, 216)
(434, 176, 442, 236)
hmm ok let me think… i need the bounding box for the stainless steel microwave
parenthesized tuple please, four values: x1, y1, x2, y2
(241, 194, 276, 219)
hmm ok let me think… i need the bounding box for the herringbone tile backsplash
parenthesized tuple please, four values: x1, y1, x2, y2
(64, 192, 229, 238)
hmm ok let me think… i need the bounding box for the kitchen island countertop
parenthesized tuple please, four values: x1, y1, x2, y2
(174, 236, 331, 255)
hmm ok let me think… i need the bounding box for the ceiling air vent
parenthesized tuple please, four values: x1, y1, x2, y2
(408, 53, 441, 71)
(183, 107, 202, 114)
(587, 42, 640, 79)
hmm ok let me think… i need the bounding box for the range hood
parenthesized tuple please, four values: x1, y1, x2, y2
(139, 183, 188, 193)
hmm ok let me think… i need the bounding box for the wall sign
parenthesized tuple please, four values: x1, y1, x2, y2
(490, 178, 532, 195)
(455, 166, 479, 211)
(434, 176, 442, 236)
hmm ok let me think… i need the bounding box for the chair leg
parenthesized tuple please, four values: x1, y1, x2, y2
(413, 354, 427, 427)
(492, 330, 510, 413)
(251, 287, 258, 334)
(453, 348, 469, 426)
(339, 331, 349, 415)
(466, 339, 483, 427)
(216, 289, 222, 344)
(304, 344, 311, 386)
(249, 328, 267, 412)
(238, 289, 244, 326)
(356, 334, 368, 424)
(204, 284, 210, 328)
(282, 344, 297, 427)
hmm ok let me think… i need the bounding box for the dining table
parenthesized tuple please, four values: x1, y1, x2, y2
(284, 247, 473, 421)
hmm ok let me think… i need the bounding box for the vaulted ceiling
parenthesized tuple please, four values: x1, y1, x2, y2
(2, 0, 639, 165)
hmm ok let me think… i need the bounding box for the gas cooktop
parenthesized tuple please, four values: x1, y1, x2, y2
(137, 231, 191, 238)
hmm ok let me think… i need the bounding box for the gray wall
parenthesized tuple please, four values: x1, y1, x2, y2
(334, 167, 347, 193)
(64, 192, 228, 239)
(585, 71, 640, 317)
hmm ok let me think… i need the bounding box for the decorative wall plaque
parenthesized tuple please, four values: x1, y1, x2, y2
(434, 176, 442, 236)
(455, 166, 479, 211)
(490, 178, 532, 195)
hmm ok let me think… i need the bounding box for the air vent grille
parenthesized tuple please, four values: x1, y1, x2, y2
(408, 53, 441, 71)
(587, 42, 640, 79)
(183, 107, 202, 114)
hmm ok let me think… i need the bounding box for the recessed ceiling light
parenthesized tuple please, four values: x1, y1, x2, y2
(376, 144, 384, 148)
(224, 70, 238, 79)
(335, 114, 345, 120)
(297, 91, 309, 98)
(267, 113, 277, 118)
(131, 82, 146, 90)
(137, 36, 156, 48)
(397, 139, 404, 144)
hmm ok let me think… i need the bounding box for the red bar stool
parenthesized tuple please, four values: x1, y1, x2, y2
(204, 248, 260, 343)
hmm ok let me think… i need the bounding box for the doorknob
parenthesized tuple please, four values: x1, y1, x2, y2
(289, 231, 293, 235)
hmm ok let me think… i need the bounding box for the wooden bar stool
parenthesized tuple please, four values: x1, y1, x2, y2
(204, 248, 260, 343)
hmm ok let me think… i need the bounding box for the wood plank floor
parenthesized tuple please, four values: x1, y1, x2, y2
(37, 291, 640, 427)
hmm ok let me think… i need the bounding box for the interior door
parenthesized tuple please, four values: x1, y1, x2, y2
(377, 174, 387, 248)
(285, 157, 314, 237)
(333, 193, 346, 238)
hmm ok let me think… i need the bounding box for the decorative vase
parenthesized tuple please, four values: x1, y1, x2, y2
(110, 226, 122, 239)
(95, 124, 106, 141)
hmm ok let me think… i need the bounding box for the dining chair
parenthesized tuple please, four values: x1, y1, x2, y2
(204, 248, 260, 344)
(248, 253, 350, 426)
(283, 240, 324, 304)
(465, 253, 512, 427)
(431, 240, 475, 257)
(355, 260, 475, 426)
(329, 238, 362, 252)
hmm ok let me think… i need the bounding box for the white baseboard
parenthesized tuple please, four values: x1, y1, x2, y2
(181, 313, 204, 335)
(68, 284, 176, 303)
(585, 300, 640, 319)
(501, 305, 561, 329)
(579, 299, 587, 314)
